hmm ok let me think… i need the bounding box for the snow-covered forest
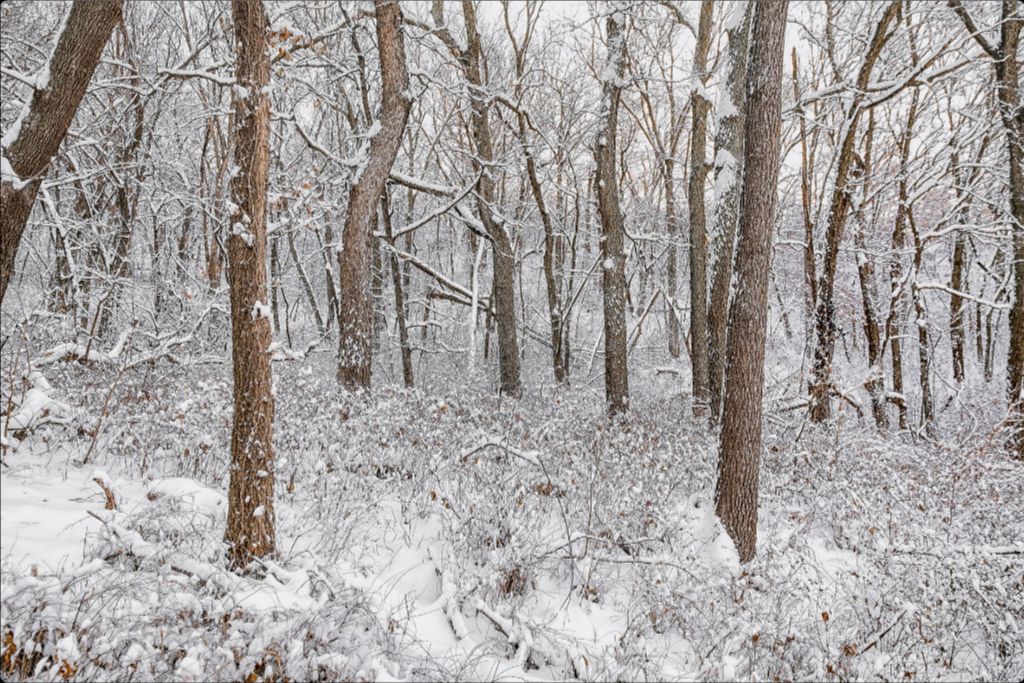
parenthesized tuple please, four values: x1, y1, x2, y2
(1, 0, 1021, 680)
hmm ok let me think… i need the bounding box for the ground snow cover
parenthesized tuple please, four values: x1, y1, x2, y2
(1, 359, 1022, 681)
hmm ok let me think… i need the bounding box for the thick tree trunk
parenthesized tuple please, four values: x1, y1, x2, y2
(707, 1, 754, 422)
(224, 0, 276, 570)
(688, 0, 715, 414)
(0, 0, 123, 305)
(337, 0, 411, 389)
(594, 11, 630, 416)
(808, 2, 900, 422)
(715, 0, 788, 565)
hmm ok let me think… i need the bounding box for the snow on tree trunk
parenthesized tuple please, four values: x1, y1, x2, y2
(224, 0, 276, 569)
(687, 0, 715, 416)
(337, 0, 412, 390)
(594, 9, 630, 416)
(714, 0, 788, 565)
(707, 0, 754, 423)
(0, 0, 123, 305)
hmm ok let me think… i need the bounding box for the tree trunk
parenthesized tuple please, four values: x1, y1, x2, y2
(688, 0, 715, 414)
(0, 0, 123, 305)
(337, 0, 411, 389)
(458, 0, 522, 398)
(715, 0, 789, 565)
(707, 0, 754, 422)
(594, 11, 630, 416)
(224, 0, 276, 570)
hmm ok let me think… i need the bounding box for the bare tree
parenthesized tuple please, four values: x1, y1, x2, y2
(594, 9, 630, 415)
(337, 0, 412, 389)
(224, 0, 275, 569)
(715, 0, 788, 564)
(0, 0, 123, 305)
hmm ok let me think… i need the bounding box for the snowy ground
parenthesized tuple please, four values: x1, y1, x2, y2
(1, 356, 1022, 681)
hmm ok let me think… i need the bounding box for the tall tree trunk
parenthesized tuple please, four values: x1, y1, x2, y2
(337, 0, 411, 389)
(224, 0, 276, 570)
(594, 10, 630, 415)
(707, 0, 754, 422)
(715, 0, 789, 564)
(458, 0, 522, 398)
(0, 0, 123, 305)
(808, 2, 900, 422)
(688, 0, 715, 414)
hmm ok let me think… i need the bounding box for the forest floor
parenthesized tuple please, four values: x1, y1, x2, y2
(1, 354, 1021, 681)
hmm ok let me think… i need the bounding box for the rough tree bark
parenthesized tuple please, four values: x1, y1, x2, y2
(337, 0, 412, 389)
(808, 1, 901, 423)
(688, 0, 715, 414)
(0, 0, 123, 305)
(707, 0, 754, 422)
(224, 0, 276, 569)
(594, 10, 630, 416)
(715, 0, 788, 564)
